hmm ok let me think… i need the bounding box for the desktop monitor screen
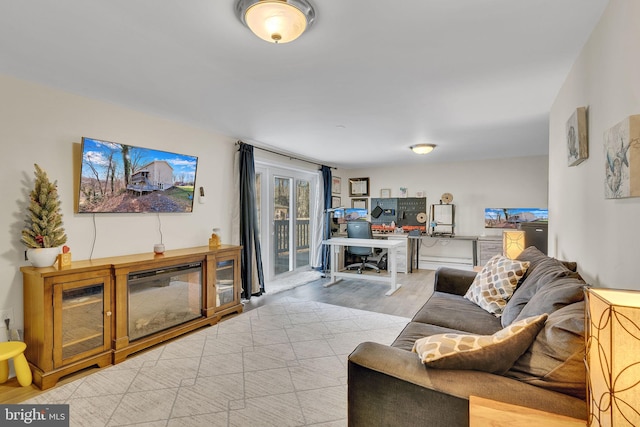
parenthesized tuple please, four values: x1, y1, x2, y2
(344, 208, 368, 221)
(484, 208, 548, 229)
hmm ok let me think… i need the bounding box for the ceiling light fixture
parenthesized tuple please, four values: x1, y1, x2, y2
(410, 144, 436, 155)
(235, 0, 316, 44)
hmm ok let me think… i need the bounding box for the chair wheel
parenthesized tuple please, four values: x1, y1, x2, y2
(357, 270, 362, 274)
(376, 270, 380, 273)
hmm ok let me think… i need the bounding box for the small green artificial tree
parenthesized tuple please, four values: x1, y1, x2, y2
(21, 164, 68, 248)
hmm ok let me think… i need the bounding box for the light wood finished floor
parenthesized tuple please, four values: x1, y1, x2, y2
(245, 268, 436, 317)
(0, 268, 436, 404)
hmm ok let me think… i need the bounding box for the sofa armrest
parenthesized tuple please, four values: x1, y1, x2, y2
(348, 342, 587, 427)
(434, 267, 477, 295)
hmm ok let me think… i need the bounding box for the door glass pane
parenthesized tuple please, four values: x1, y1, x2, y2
(274, 176, 291, 275)
(61, 284, 104, 360)
(296, 179, 310, 268)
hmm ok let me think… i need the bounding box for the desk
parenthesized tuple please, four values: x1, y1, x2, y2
(334, 231, 410, 273)
(322, 238, 405, 295)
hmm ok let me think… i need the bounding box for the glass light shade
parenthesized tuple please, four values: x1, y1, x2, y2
(502, 230, 525, 259)
(245, 1, 307, 44)
(410, 144, 436, 154)
(586, 288, 640, 426)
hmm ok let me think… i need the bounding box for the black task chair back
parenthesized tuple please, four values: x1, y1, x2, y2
(345, 221, 380, 274)
(346, 221, 373, 256)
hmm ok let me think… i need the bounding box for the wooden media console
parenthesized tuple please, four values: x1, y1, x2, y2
(21, 245, 242, 389)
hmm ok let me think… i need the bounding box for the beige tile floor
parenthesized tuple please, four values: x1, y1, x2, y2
(25, 296, 410, 427)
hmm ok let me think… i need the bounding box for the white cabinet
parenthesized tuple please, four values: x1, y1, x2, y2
(477, 236, 502, 266)
(385, 235, 409, 273)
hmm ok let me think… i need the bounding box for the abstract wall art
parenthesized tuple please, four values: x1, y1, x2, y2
(604, 115, 640, 199)
(567, 107, 588, 166)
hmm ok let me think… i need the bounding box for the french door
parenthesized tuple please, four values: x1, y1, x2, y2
(255, 163, 315, 282)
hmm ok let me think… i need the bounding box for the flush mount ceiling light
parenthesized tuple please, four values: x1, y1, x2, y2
(235, 0, 316, 44)
(410, 144, 436, 155)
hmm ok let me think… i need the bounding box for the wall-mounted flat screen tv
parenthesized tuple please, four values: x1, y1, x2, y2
(484, 208, 548, 229)
(78, 137, 198, 213)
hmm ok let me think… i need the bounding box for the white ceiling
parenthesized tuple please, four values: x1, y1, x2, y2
(0, 0, 608, 169)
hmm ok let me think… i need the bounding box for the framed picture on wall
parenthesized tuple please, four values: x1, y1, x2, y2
(349, 177, 369, 196)
(332, 196, 341, 208)
(380, 188, 391, 198)
(351, 198, 368, 210)
(332, 177, 341, 195)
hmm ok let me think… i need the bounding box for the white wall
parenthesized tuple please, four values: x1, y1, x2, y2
(340, 156, 549, 237)
(549, 0, 640, 289)
(0, 75, 237, 336)
(339, 156, 548, 265)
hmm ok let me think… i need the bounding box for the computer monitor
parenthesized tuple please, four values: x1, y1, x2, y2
(484, 208, 548, 229)
(344, 208, 368, 221)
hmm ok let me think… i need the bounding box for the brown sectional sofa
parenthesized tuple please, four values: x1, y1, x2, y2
(348, 246, 588, 426)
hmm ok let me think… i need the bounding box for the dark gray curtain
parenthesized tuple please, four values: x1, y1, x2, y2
(238, 142, 264, 299)
(321, 165, 332, 273)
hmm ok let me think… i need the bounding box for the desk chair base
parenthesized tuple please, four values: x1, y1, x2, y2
(346, 261, 380, 274)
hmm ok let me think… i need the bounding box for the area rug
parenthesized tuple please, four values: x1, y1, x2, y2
(264, 269, 323, 294)
(25, 297, 410, 427)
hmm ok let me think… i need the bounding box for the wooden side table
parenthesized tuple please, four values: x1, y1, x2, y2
(469, 395, 586, 427)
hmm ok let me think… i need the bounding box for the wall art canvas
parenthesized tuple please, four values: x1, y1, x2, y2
(567, 107, 588, 166)
(604, 115, 640, 199)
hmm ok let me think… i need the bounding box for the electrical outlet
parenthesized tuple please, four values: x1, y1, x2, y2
(0, 308, 14, 328)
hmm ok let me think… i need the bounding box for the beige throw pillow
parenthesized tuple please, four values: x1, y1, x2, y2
(412, 314, 548, 374)
(464, 255, 530, 316)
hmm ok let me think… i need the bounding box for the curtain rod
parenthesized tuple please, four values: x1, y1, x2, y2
(236, 141, 336, 169)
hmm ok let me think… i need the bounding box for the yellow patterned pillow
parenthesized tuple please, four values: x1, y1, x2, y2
(464, 255, 530, 316)
(412, 314, 547, 374)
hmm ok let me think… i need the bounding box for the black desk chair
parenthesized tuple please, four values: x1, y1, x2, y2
(345, 221, 380, 274)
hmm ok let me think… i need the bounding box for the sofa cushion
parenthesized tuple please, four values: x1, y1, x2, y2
(514, 275, 585, 323)
(501, 254, 582, 327)
(507, 301, 587, 399)
(516, 246, 559, 280)
(514, 246, 578, 286)
(392, 321, 466, 351)
(412, 314, 547, 374)
(464, 255, 530, 317)
(412, 292, 503, 336)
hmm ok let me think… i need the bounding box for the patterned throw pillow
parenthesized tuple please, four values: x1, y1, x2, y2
(412, 314, 548, 374)
(464, 255, 530, 316)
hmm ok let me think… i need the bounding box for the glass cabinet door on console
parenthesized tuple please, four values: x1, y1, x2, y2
(53, 276, 112, 368)
(21, 264, 114, 390)
(216, 254, 238, 308)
